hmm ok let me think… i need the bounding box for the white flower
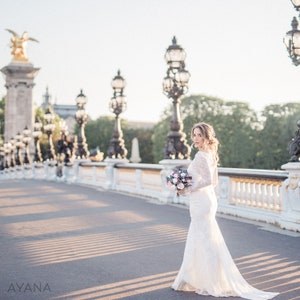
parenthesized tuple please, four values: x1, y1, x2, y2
(177, 182, 185, 190)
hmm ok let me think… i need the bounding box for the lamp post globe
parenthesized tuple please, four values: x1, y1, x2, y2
(291, 0, 300, 12)
(162, 37, 191, 159)
(284, 17, 300, 66)
(107, 70, 128, 159)
(74, 89, 89, 159)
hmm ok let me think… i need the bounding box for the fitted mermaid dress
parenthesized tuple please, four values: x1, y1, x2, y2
(172, 151, 278, 299)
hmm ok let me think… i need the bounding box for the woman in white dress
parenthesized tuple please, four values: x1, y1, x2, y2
(172, 122, 279, 300)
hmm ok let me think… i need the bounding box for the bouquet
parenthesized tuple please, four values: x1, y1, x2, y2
(166, 167, 192, 195)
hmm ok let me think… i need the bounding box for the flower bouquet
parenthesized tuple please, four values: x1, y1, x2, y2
(166, 167, 192, 195)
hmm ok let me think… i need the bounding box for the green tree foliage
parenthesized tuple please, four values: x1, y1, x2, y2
(125, 127, 154, 163)
(256, 103, 300, 169)
(151, 110, 171, 163)
(2, 94, 299, 169)
(84, 116, 154, 163)
(153, 94, 260, 168)
(84, 116, 116, 158)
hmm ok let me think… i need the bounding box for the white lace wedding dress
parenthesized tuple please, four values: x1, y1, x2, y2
(172, 151, 279, 299)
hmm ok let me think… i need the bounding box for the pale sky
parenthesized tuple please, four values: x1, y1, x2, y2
(0, 0, 299, 122)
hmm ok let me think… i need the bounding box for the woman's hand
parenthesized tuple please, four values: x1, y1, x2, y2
(177, 189, 185, 196)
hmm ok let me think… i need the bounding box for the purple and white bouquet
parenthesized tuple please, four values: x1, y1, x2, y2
(166, 167, 192, 194)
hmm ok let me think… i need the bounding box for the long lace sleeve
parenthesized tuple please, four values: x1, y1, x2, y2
(190, 152, 214, 192)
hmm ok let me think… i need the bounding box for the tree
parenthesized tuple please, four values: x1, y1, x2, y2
(151, 110, 171, 163)
(125, 127, 154, 163)
(84, 116, 116, 159)
(181, 95, 259, 168)
(256, 103, 300, 169)
(84, 116, 154, 163)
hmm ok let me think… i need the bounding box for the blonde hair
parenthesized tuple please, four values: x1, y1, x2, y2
(191, 122, 219, 162)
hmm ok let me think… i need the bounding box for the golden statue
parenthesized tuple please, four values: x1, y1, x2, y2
(6, 29, 39, 62)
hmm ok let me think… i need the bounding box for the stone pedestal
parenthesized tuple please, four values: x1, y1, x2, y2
(1, 62, 39, 142)
(44, 161, 57, 181)
(130, 137, 141, 163)
(280, 162, 300, 232)
(159, 159, 191, 203)
(104, 158, 129, 190)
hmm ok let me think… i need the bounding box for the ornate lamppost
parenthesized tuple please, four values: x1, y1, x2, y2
(283, 1, 300, 161)
(9, 137, 15, 167)
(162, 36, 191, 159)
(0, 145, 4, 170)
(57, 121, 73, 165)
(22, 125, 31, 164)
(107, 70, 128, 159)
(75, 90, 89, 159)
(44, 107, 56, 161)
(284, 16, 300, 66)
(3, 142, 10, 168)
(32, 117, 43, 162)
(288, 120, 300, 161)
(15, 132, 24, 166)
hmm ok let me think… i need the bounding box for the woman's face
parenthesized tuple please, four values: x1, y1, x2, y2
(192, 127, 205, 150)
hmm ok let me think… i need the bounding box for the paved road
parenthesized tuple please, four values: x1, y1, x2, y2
(0, 179, 299, 300)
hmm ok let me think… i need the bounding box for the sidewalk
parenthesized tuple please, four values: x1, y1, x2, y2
(0, 179, 299, 300)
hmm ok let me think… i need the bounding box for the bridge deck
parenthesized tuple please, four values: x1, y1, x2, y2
(0, 179, 299, 299)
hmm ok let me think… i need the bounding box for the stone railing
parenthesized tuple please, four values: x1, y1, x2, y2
(0, 159, 299, 232)
(217, 168, 286, 227)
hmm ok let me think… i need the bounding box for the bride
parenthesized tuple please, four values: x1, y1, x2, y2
(172, 122, 279, 300)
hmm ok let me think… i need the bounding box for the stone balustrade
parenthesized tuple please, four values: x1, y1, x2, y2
(0, 159, 299, 232)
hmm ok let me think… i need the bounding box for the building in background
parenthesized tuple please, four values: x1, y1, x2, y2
(40, 87, 77, 134)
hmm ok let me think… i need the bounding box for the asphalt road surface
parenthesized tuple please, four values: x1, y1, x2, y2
(0, 179, 299, 300)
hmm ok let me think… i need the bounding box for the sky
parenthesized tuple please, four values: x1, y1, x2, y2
(0, 0, 299, 123)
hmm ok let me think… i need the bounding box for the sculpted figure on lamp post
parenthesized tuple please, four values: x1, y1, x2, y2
(6, 29, 39, 62)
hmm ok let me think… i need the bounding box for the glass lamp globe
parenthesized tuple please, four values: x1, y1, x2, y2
(111, 70, 126, 92)
(162, 76, 174, 93)
(165, 36, 186, 69)
(284, 17, 300, 57)
(175, 69, 191, 87)
(75, 90, 87, 108)
(44, 108, 54, 123)
(291, 0, 300, 10)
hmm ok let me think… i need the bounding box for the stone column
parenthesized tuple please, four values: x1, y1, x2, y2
(104, 158, 129, 190)
(1, 62, 39, 142)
